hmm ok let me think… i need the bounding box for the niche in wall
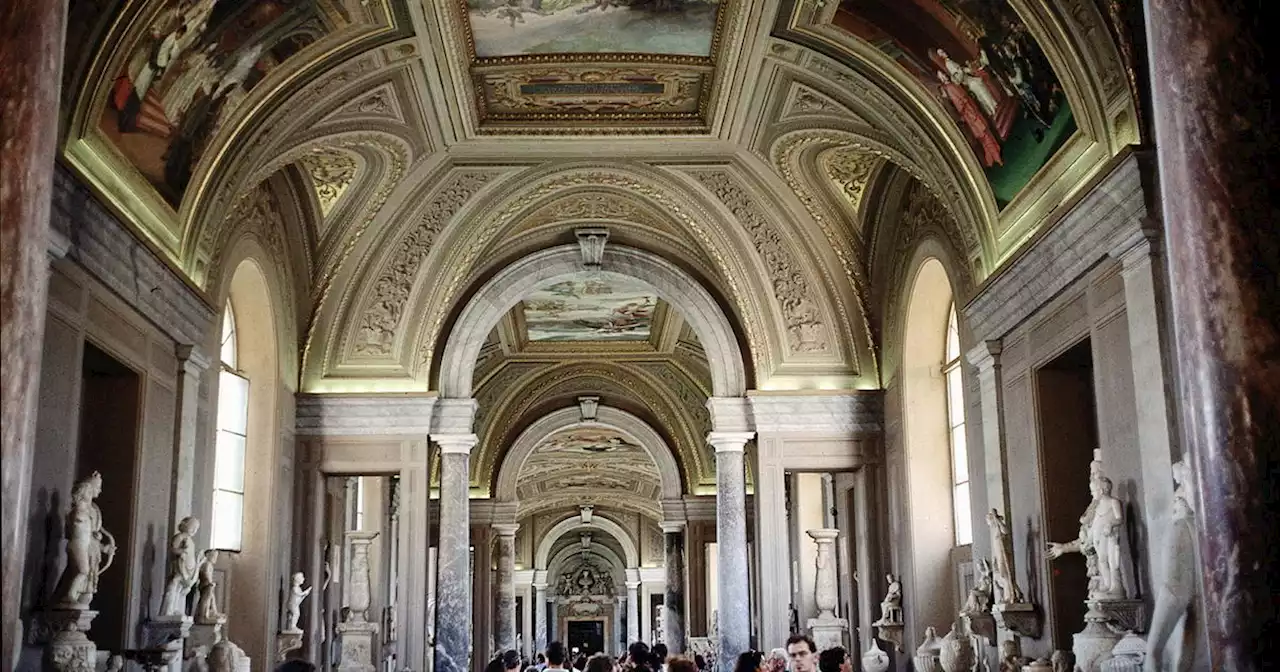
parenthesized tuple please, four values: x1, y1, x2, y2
(1035, 338, 1098, 648)
(77, 341, 141, 649)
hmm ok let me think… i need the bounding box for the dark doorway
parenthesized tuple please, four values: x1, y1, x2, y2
(78, 341, 141, 649)
(1035, 338, 1098, 648)
(566, 620, 604, 657)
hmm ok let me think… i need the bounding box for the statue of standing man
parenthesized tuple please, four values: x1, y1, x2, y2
(52, 472, 117, 609)
(159, 516, 201, 617)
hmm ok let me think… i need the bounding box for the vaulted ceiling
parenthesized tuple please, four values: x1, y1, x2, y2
(58, 0, 1139, 512)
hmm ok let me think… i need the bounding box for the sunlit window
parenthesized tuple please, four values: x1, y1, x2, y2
(945, 305, 972, 545)
(212, 301, 248, 551)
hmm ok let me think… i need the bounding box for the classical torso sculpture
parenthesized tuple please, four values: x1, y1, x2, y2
(1047, 455, 1130, 600)
(284, 571, 312, 633)
(986, 509, 1024, 604)
(159, 516, 201, 617)
(195, 549, 222, 624)
(52, 472, 117, 609)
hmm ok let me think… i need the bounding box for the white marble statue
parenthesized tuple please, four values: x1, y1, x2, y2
(52, 471, 117, 609)
(986, 509, 1024, 604)
(962, 558, 993, 615)
(878, 573, 903, 623)
(159, 516, 201, 617)
(284, 571, 312, 633)
(195, 549, 222, 624)
(1047, 454, 1130, 600)
(1145, 460, 1199, 671)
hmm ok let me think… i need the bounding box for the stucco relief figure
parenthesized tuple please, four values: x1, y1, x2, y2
(1047, 458, 1130, 600)
(52, 472, 117, 609)
(877, 573, 903, 623)
(1145, 460, 1199, 671)
(284, 571, 312, 633)
(195, 549, 221, 624)
(962, 558, 993, 615)
(159, 516, 201, 617)
(986, 509, 1024, 604)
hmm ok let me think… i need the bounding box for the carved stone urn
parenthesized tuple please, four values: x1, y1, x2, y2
(913, 626, 944, 672)
(861, 639, 890, 672)
(939, 616, 978, 672)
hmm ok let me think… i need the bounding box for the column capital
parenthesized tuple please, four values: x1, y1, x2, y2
(432, 397, 477, 435)
(660, 521, 686, 534)
(966, 339, 1003, 370)
(707, 431, 754, 453)
(434, 433, 478, 454)
(706, 397, 752, 433)
(1109, 221, 1162, 271)
(175, 344, 212, 372)
(626, 581, 642, 591)
(492, 523, 520, 537)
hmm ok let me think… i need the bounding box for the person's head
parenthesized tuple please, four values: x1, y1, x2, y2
(667, 657, 698, 672)
(537, 654, 546, 665)
(504, 650, 522, 671)
(546, 642, 567, 667)
(628, 642, 651, 670)
(651, 644, 668, 665)
(817, 647, 847, 672)
(764, 649, 788, 672)
(585, 654, 613, 672)
(786, 634, 817, 672)
(733, 651, 763, 672)
(274, 660, 317, 672)
(485, 657, 506, 672)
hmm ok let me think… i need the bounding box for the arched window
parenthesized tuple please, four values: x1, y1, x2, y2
(212, 300, 249, 551)
(944, 305, 972, 545)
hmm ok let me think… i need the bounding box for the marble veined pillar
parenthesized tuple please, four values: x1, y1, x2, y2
(533, 578, 548, 655)
(710, 431, 754, 665)
(626, 582, 641, 645)
(662, 524, 686, 653)
(434, 435, 476, 672)
(493, 524, 519, 653)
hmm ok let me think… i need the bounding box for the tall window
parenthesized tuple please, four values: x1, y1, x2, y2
(212, 301, 249, 551)
(945, 305, 973, 545)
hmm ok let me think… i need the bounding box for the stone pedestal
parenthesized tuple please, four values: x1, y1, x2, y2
(187, 619, 226, 660)
(143, 616, 192, 672)
(992, 603, 1040, 640)
(1071, 603, 1121, 672)
(31, 610, 98, 672)
(277, 631, 304, 662)
(806, 529, 848, 651)
(336, 621, 380, 672)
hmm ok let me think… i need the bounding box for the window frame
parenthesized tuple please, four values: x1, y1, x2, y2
(211, 301, 249, 552)
(944, 305, 973, 546)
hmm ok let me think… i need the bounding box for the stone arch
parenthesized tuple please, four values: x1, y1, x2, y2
(535, 516, 640, 569)
(494, 406, 682, 502)
(546, 544, 629, 591)
(437, 244, 747, 399)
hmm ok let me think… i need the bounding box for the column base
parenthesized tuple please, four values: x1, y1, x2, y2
(336, 620, 381, 672)
(807, 617, 848, 652)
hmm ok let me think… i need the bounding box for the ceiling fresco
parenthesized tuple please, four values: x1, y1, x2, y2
(521, 274, 659, 342)
(515, 427, 664, 514)
(834, 0, 1076, 207)
(465, 0, 720, 57)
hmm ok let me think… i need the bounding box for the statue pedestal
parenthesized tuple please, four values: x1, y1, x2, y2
(186, 618, 226, 660)
(993, 602, 1041, 640)
(277, 630, 304, 662)
(807, 616, 848, 652)
(1091, 598, 1145, 633)
(1072, 602, 1122, 672)
(32, 609, 99, 672)
(336, 620, 380, 672)
(963, 611, 997, 646)
(871, 618, 904, 653)
(144, 616, 192, 672)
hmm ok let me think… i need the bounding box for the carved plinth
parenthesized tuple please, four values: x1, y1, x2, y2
(965, 611, 997, 646)
(807, 616, 848, 652)
(336, 620, 380, 672)
(186, 618, 226, 659)
(143, 616, 192, 672)
(276, 631, 304, 661)
(1072, 602, 1123, 672)
(872, 619, 905, 652)
(1099, 633, 1146, 672)
(32, 610, 99, 672)
(992, 602, 1041, 640)
(1091, 598, 1146, 633)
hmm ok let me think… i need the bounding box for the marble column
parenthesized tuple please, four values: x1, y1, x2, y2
(613, 595, 624, 654)
(852, 466, 881, 653)
(710, 431, 754, 665)
(1, 0, 65, 666)
(1144, 1, 1280, 668)
(532, 579, 548, 654)
(171, 346, 210, 522)
(493, 524, 519, 653)
(662, 523, 687, 653)
(967, 341, 1010, 525)
(753, 439, 790, 648)
(434, 435, 476, 672)
(626, 581, 641, 645)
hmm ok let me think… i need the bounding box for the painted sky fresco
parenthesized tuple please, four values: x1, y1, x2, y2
(521, 273, 658, 342)
(97, 0, 333, 207)
(836, 0, 1076, 207)
(466, 0, 720, 58)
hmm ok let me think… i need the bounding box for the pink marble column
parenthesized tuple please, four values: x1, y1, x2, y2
(1143, 0, 1280, 668)
(1, 1, 66, 669)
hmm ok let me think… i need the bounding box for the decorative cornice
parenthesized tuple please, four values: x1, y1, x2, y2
(748, 392, 884, 435)
(295, 394, 436, 436)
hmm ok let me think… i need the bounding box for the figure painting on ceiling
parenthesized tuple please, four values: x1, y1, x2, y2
(536, 429, 645, 455)
(836, 0, 1076, 207)
(522, 273, 658, 342)
(96, 0, 338, 207)
(465, 0, 721, 58)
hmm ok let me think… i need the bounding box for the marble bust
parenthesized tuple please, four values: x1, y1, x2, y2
(51, 471, 117, 609)
(159, 516, 201, 617)
(1047, 454, 1130, 600)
